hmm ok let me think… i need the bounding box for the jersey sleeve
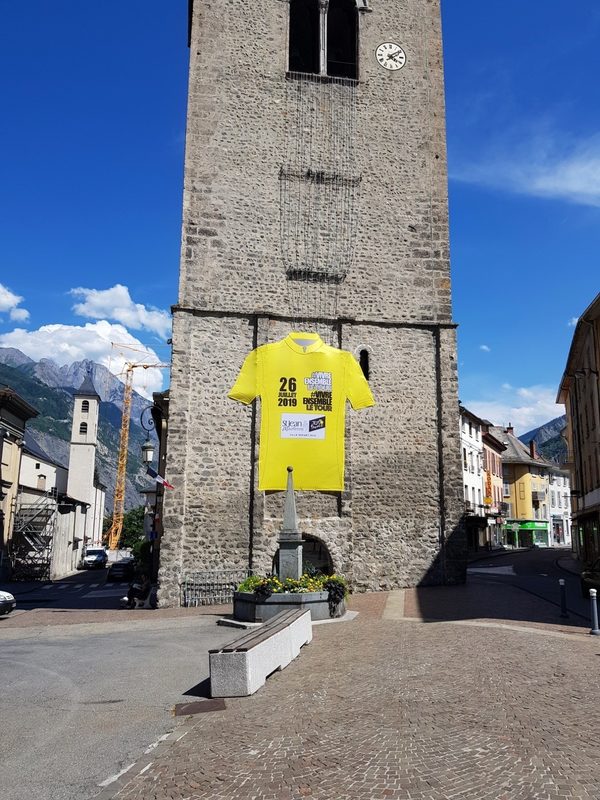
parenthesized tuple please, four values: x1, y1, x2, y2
(228, 348, 260, 405)
(345, 352, 375, 410)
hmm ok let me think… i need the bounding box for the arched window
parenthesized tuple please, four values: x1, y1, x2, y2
(359, 349, 370, 380)
(79, 422, 88, 436)
(81, 400, 89, 413)
(289, 0, 358, 80)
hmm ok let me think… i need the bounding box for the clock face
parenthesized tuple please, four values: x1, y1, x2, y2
(375, 42, 406, 71)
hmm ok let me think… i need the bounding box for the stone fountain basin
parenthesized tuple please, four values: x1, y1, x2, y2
(233, 591, 345, 622)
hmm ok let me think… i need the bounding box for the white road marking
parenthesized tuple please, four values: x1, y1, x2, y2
(42, 584, 53, 590)
(90, 583, 99, 588)
(467, 565, 516, 576)
(57, 584, 68, 590)
(144, 733, 171, 754)
(74, 583, 85, 588)
(138, 762, 153, 775)
(98, 762, 136, 788)
(84, 589, 128, 598)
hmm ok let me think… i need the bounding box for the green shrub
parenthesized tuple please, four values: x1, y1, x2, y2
(237, 575, 265, 593)
(237, 573, 350, 607)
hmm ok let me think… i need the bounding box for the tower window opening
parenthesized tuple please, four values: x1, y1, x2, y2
(359, 349, 370, 380)
(81, 400, 89, 413)
(289, 0, 320, 74)
(79, 422, 88, 436)
(327, 0, 358, 79)
(289, 0, 358, 80)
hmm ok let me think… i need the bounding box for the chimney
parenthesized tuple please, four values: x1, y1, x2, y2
(529, 440, 538, 459)
(506, 422, 514, 435)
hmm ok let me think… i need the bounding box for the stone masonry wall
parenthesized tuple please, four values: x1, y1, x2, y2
(179, 0, 451, 324)
(159, 0, 465, 605)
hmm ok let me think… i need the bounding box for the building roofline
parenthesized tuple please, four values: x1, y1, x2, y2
(557, 291, 600, 403)
(459, 404, 485, 426)
(0, 386, 39, 421)
(482, 430, 507, 452)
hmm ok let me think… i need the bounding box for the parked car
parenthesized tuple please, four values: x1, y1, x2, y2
(106, 557, 136, 583)
(83, 547, 108, 569)
(0, 589, 16, 616)
(581, 558, 600, 598)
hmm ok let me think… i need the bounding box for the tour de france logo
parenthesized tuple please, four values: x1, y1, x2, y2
(280, 414, 327, 440)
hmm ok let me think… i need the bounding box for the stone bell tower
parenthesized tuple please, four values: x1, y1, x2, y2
(159, 0, 466, 605)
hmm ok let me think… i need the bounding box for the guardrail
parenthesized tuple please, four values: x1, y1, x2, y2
(181, 569, 252, 606)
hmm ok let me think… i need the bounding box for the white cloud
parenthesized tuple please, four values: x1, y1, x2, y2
(0, 321, 167, 399)
(70, 284, 171, 339)
(501, 383, 513, 391)
(568, 317, 578, 327)
(0, 283, 29, 321)
(9, 307, 30, 322)
(465, 385, 564, 435)
(479, 344, 491, 352)
(451, 129, 600, 208)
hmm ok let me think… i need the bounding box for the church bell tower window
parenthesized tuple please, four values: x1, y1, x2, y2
(289, 0, 358, 80)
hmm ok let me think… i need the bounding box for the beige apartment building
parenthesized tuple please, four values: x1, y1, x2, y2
(557, 292, 600, 565)
(0, 388, 38, 578)
(481, 425, 506, 548)
(490, 426, 553, 548)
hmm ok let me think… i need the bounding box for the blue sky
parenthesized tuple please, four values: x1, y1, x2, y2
(0, 1, 599, 429)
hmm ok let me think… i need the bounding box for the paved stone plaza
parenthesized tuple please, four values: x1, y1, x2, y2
(105, 587, 600, 800)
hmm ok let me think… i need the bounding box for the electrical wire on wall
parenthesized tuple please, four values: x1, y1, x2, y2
(280, 71, 361, 342)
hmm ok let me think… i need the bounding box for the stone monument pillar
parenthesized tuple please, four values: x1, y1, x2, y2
(277, 467, 303, 581)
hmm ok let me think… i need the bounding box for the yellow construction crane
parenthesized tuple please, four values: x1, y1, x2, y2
(107, 361, 169, 551)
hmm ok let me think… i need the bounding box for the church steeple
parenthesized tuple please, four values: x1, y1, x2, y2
(74, 372, 100, 399)
(67, 374, 100, 499)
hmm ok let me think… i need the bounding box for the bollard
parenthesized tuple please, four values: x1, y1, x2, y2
(589, 589, 600, 636)
(559, 578, 569, 619)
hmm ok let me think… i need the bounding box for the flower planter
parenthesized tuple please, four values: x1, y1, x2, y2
(233, 590, 345, 622)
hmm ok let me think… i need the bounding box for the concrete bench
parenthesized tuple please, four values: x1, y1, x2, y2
(209, 608, 312, 697)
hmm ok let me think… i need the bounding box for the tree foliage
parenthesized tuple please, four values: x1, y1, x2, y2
(102, 506, 146, 549)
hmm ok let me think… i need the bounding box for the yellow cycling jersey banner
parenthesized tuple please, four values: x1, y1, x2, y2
(228, 332, 375, 491)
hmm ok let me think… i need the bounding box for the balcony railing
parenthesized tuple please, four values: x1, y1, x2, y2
(465, 502, 487, 515)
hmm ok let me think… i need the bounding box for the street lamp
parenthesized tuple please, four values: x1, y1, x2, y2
(141, 437, 154, 464)
(139, 406, 160, 581)
(140, 406, 156, 464)
(0, 427, 10, 547)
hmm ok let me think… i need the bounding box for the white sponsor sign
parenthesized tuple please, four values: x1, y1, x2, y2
(280, 413, 326, 440)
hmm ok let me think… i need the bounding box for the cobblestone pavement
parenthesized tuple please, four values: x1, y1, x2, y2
(105, 593, 600, 800)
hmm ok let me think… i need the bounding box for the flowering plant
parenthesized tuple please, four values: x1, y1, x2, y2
(237, 573, 349, 605)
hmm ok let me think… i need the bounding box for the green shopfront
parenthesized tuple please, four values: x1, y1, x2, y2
(503, 520, 549, 548)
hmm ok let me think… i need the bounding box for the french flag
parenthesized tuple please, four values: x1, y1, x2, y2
(147, 466, 174, 490)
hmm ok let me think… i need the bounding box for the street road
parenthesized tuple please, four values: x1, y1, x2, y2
(467, 546, 590, 622)
(7, 567, 131, 614)
(0, 549, 589, 800)
(0, 611, 237, 800)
